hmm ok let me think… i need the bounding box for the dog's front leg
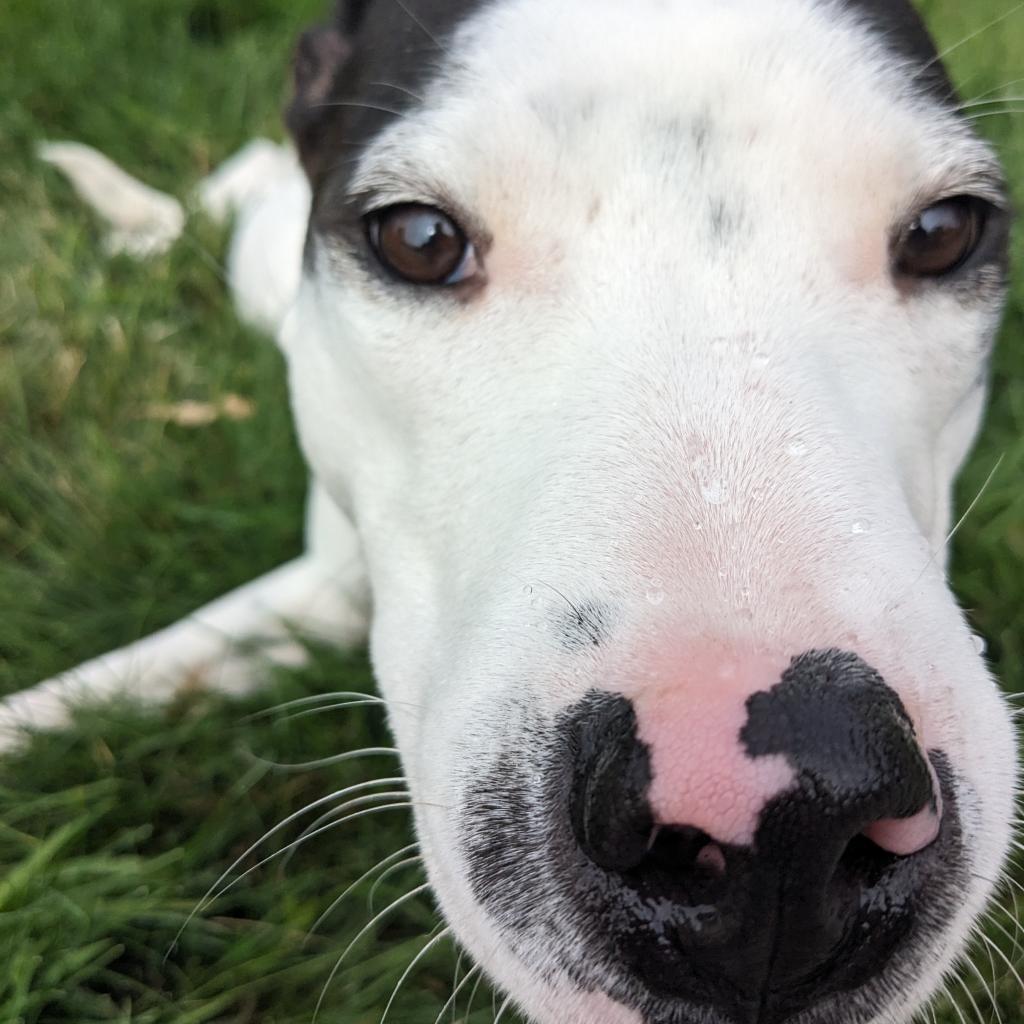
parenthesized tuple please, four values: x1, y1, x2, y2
(0, 481, 369, 752)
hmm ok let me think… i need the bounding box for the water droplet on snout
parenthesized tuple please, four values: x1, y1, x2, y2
(785, 437, 808, 458)
(701, 479, 728, 506)
(971, 634, 988, 656)
(643, 576, 666, 606)
(751, 351, 771, 370)
(851, 519, 872, 536)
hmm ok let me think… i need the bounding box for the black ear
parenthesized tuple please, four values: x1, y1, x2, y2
(285, 2, 369, 182)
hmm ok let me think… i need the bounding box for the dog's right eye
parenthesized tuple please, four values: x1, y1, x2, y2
(365, 204, 477, 286)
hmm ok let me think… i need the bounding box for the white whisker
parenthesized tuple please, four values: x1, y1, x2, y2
(380, 926, 454, 1024)
(967, 109, 1024, 122)
(451, 948, 467, 1023)
(964, 946, 1003, 1024)
(368, 79, 426, 104)
(954, 970, 990, 1024)
(493, 995, 514, 1023)
(940, 977, 973, 1024)
(314, 882, 433, 1022)
(433, 964, 482, 1024)
(167, 783, 391, 959)
(464, 965, 487, 1020)
(915, 4, 1024, 81)
(312, 98, 408, 118)
(286, 699, 419, 722)
(980, 931, 1024, 994)
(369, 854, 424, 912)
(306, 841, 420, 944)
(200, 802, 414, 917)
(960, 77, 1024, 105)
(283, 787, 410, 868)
(882, 454, 1004, 622)
(988, 913, 1024, 959)
(247, 745, 401, 771)
(392, 0, 451, 55)
(959, 96, 1024, 110)
(248, 690, 386, 720)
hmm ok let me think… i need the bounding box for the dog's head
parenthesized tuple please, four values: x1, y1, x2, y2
(281, 1, 1017, 1021)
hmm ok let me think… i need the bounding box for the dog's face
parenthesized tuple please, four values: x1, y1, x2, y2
(280, 1, 1017, 1021)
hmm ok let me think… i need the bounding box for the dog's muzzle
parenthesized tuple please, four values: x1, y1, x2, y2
(463, 650, 966, 1024)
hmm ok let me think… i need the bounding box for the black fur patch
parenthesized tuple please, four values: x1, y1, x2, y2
(287, 0, 490, 194)
(840, 0, 957, 104)
(558, 600, 610, 652)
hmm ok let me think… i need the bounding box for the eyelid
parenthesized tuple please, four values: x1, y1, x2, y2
(911, 168, 1010, 215)
(349, 183, 493, 256)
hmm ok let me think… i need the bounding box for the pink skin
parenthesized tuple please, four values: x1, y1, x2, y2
(632, 649, 941, 855)
(634, 651, 797, 846)
(864, 756, 943, 855)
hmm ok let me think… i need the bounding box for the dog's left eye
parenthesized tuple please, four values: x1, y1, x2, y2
(894, 196, 989, 279)
(365, 204, 477, 286)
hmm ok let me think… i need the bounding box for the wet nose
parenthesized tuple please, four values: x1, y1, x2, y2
(565, 649, 942, 1023)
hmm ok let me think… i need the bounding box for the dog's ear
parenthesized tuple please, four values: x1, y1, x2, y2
(286, 1, 371, 183)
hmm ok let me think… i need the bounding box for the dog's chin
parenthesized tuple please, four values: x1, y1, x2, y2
(471, 955, 928, 1024)
(472, 930, 955, 1024)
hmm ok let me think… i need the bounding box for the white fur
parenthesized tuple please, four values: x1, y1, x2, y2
(11, 1, 1019, 1022)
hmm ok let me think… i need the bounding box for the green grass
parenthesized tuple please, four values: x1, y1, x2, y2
(0, 0, 1022, 1021)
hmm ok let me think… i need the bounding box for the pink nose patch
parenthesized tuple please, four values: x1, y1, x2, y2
(633, 650, 941, 854)
(634, 653, 797, 846)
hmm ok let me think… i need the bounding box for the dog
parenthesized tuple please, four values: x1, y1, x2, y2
(4, 1, 1020, 1022)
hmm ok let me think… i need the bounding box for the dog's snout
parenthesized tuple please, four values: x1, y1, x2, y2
(564, 650, 944, 1023)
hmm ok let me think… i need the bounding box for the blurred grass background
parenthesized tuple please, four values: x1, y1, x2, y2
(0, 0, 1021, 1021)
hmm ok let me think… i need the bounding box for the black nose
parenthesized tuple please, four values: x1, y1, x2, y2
(565, 650, 945, 1024)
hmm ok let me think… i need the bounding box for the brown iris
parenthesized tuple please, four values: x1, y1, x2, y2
(894, 196, 987, 279)
(366, 203, 472, 285)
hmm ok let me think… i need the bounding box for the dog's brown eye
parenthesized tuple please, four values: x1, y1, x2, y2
(895, 197, 987, 279)
(366, 204, 475, 285)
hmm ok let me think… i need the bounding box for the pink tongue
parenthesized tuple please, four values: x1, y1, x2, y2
(862, 801, 941, 856)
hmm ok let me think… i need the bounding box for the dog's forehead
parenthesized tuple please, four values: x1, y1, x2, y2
(320, 0, 988, 260)
(319, 0, 957, 197)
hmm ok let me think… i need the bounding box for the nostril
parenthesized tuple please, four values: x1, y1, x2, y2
(567, 693, 654, 872)
(862, 802, 941, 856)
(643, 825, 728, 876)
(861, 755, 944, 856)
(833, 832, 903, 893)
